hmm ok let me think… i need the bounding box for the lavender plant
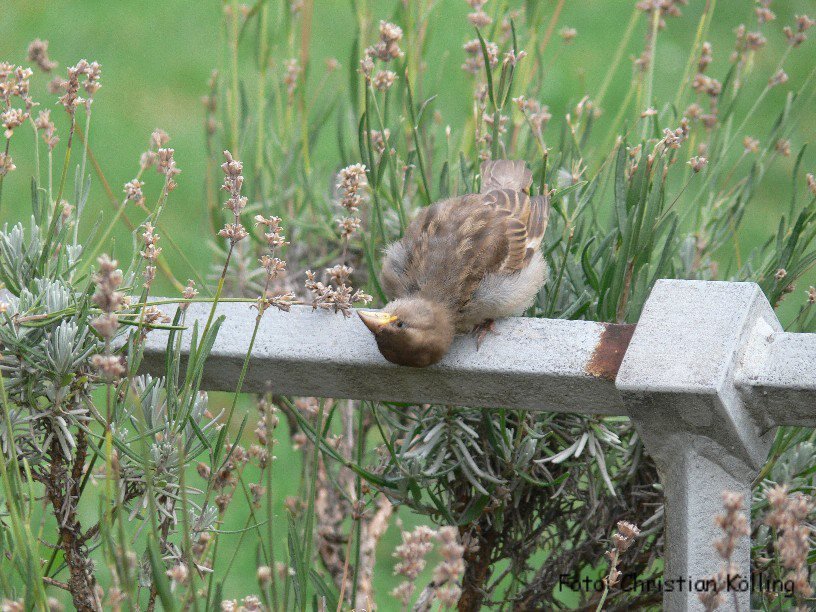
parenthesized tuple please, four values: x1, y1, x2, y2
(0, 52, 295, 610)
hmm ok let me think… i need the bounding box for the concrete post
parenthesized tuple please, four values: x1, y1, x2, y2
(616, 280, 782, 611)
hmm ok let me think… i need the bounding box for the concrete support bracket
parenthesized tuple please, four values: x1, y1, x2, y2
(616, 280, 782, 612)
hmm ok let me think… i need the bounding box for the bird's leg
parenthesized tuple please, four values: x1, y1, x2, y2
(472, 319, 497, 350)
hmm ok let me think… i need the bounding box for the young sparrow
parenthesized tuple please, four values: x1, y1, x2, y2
(358, 160, 550, 367)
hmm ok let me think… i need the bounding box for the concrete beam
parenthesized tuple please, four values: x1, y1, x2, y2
(617, 280, 782, 612)
(736, 330, 816, 428)
(140, 301, 634, 415)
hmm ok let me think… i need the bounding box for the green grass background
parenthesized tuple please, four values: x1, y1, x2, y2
(2, 0, 815, 607)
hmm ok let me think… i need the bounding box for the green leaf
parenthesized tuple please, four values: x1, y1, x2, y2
(476, 29, 496, 109)
(457, 494, 490, 526)
(147, 539, 176, 611)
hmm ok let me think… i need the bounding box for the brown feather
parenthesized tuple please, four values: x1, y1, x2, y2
(480, 160, 533, 193)
(369, 161, 551, 366)
(379, 160, 550, 328)
(525, 193, 550, 261)
(381, 196, 510, 312)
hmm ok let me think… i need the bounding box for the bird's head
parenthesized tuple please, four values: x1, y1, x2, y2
(357, 297, 455, 367)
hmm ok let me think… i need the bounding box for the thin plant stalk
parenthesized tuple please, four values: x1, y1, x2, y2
(73, 107, 92, 245)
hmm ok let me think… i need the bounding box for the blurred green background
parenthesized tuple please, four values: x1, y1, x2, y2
(2, 0, 815, 607)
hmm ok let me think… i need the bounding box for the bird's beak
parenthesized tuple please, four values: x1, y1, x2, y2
(357, 310, 398, 333)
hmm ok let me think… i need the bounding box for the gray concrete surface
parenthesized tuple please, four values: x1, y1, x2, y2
(140, 302, 627, 414)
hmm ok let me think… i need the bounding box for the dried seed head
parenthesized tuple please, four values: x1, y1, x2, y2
(327, 264, 353, 285)
(156, 147, 181, 190)
(462, 38, 498, 74)
(58, 60, 96, 115)
(692, 73, 722, 97)
(254, 215, 287, 250)
(775, 139, 791, 157)
(359, 53, 375, 79)
(304, 270, 371, 317)
(259, 255, 286, 278)
(46, 597, 64, 612)
(91, 313, 119, 339)
(612, 521, 640, 554)
(745, 31, 767, 51)
(368, 128, 391, 155)
(83, 61, 102, 100)
(221, 150, 246, 215)
(712, 491, 749, 563)
(2, 108, 29, 139)
(0, 152, 15, 176)
(503, 49, 527, 67)
(617, 520, 641, 540)
(180, 280, 198, 311)
(34, 110, 59, 150)
(0, 66, 34, 118)
(432, 527, 465, 606)
(218, 223, 248, 244)
(467, 10, 492, 28)
(140, 223, 162, 263)
(393, 525, 435, 581)
(769, 69, 788, 87)
(196, 462, 211, 480)
(368, 21, 404, 62)
(151, 128, 170, 148)
(123, 178, 144, 204)
(91, 354, 126, 379)
(763, 484, 814, 590)
(636, 0, 687, 21)
(257, 566, 273, 586)
(166, 564, 189, 589)
(336, 163, 368, 213)
(559, 27, 578, 43)
(796, 14, 815, 31)
(698, 41, 713, 72)
(141, 305, 170, 333)
(807, 173, 816, 196)
(372, 69, 397, 91)
(688, 156, 708, 172)
(92, 255, 124, 313)
(743, 136, 760, 154)
(46, 76, 65, 95)
(514, 96, 552, 135)
(27, 38, 57, 72)
(784, 15, 814, 47)
(661, 123, 687, 150)
(337, 216, 361, 238)
(755, 6, 775, 24)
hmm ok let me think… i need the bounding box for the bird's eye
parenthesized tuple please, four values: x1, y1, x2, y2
(395, 320, 405, 328)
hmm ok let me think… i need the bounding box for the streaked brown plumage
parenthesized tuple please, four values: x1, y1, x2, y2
(358, 160, 550, 367)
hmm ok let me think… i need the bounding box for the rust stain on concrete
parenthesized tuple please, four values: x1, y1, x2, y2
(586, 323, 636, 381)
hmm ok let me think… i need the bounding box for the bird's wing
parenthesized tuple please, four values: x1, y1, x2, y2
(480, 160, 533, 194)
(380, 196, 510, 309)
(525, 193, 550, 262)
(380, 240, 410, 297)
(481, 189, 535, 272)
